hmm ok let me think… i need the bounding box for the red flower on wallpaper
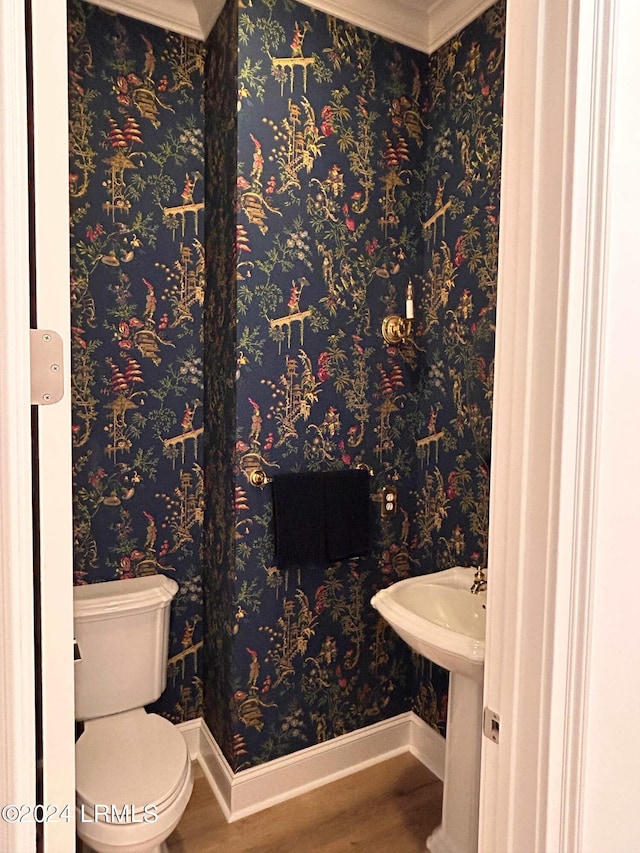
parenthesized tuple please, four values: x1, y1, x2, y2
(320, 105, 335, 137)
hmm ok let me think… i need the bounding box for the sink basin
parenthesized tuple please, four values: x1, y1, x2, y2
(371, 566, 487, 853)
(370, 566, 486, 680)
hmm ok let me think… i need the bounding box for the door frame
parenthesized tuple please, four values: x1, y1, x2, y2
(0, 1, 38, 850)
(30, 1, 77, 850)
(0, 1, 76, 851)
(481, 0, 636, 850)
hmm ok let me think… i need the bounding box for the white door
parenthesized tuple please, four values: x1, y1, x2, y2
(0, 1, 76, 851)
(481, 0, 640, 850)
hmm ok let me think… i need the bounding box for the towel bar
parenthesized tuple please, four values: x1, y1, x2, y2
(249, 469, 272, 488)
(249, 463, 372, 489)
(355, 462, 374, 477)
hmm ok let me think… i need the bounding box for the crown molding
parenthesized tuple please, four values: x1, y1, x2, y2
(83, 0, 496, 52)
(303, 0, 432, 53)
(424, 0, 497, 50)
(303, 0, 496, 53)
(83, 0, 223, 41)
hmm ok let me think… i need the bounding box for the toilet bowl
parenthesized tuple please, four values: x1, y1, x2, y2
(75, 708, 193, 853)
(73, 576, 194, 853)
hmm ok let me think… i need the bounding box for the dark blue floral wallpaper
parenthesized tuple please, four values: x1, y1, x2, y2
(68, 0, 206, 722)
(202, 0, 238, 763)
(69, 0, 504, 770)
(204, 0, 504, 770)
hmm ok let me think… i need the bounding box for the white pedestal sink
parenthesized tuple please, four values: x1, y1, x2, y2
(371, 566, 486, 853)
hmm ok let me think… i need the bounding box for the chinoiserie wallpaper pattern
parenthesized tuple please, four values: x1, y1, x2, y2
(69, 0, 504, 771)
(68, 0, 206, 722)
(202, 0, 238, 763)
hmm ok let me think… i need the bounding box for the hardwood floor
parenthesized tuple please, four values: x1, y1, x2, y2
(167, 753, 442, 853)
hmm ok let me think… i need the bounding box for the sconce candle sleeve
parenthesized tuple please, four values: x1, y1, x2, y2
(405, 284, 414, 320)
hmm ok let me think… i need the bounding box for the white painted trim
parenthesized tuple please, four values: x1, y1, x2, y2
(407, 712, 446, 780)
(195, 0, 226, 44)
(480, 0, 616, 850)
(176, 717, 203, 760)
(550, 2, 615, 848)
(82, 0, 495, 53)
(81, 0, 213, 40)
(302, 0, 432, 54)
(30, 1, 77, 850)
(426, 0, 497, 51)
(180, 712, 444, 822)
(578, 3, 640, 849)
(0, 1, 37, 851)
(179, 720, 235, 821)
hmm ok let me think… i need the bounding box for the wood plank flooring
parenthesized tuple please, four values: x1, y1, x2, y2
(167, 753, 442, 853)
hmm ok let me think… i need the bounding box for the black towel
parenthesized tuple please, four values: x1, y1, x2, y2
(271, 472, 326, 567)
(324, 469, 370, 561)
(271, 469, 370, 567)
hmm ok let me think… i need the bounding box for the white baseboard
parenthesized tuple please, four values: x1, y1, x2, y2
(407, 713, 446, 779)
(176, 716, 202, 758)
(177, 711, 445, 823)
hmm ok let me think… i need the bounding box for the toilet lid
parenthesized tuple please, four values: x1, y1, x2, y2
(76, 712, 189, 814)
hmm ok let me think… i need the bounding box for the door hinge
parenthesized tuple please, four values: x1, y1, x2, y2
(30, 329, 64, 405)
(483, 707, 500, 743)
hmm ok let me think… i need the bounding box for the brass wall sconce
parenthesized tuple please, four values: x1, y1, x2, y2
(382, 284, 414, 345)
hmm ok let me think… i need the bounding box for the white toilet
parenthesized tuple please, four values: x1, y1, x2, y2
(73, 575, 194, 853)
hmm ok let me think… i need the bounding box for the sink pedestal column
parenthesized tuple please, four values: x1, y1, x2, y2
(427, 670, 483, 853)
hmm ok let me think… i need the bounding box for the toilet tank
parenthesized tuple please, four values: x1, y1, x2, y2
(73, 575, 179, 721)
